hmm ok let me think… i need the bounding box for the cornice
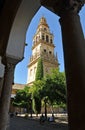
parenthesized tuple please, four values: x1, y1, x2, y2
(28, 57, 40, 67)
(32, 40, 55, 50)
(34, 29, 53, 38)
(38, 23, 49, 28)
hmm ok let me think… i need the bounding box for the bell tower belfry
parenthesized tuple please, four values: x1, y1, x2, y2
(27, 17, 59, 85)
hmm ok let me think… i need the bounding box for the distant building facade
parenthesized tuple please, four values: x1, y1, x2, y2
(27, 17, 59, 85)
(10, 83, 25, 113)
(11, 83, 25, 98)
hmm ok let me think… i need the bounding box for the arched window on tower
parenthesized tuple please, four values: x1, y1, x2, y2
(44, 28, 47, 31)
(50, 38, 53, 43)
(42, 34, 45, 40)
(44, 49, 46, 52)
(49, 51, 52, 54)
(46, 35, 49, 42)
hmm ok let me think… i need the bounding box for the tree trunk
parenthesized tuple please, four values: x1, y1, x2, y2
(44, 102, 47, 119)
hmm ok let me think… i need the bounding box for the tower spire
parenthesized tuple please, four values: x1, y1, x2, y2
(38, 16, 49, 28)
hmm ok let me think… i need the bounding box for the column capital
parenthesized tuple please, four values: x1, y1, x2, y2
(41, 0, 85, 16)
(2, 55, 23, 67)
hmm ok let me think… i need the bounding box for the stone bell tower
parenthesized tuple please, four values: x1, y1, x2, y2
(27, 17, 59, 85)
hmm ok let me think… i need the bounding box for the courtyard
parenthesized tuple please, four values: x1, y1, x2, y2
(10, 114, 68, 130)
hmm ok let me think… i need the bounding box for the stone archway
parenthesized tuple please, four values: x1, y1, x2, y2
(0, 1, 85, 130)
(0, 1, 41, 130)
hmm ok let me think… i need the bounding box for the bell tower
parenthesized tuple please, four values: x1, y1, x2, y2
(27, 17, 59, 85)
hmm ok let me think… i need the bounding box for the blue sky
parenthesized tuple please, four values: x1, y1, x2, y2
(14, 6, 85, 84)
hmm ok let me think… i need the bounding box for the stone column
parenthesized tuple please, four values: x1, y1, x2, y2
(0, 78, 4, 97)
(55, 1, 85, 130)
(60, 12, 85, 130)
(0, 57, 17, 130)
(41, 0, 85, 129)
(0, 56, 5, 97)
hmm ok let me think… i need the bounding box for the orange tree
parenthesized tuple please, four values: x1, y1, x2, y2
(12, 86, 31, 113)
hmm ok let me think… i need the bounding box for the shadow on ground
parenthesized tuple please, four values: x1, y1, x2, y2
(10, 116, 68, 130)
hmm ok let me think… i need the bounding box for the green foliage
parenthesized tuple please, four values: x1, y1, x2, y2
(30, 68, 67, 114)
(31, 80, 45, 114)
(12, 86, 31, 110)
(35, 58, 43, 81)
(32, 80, 45, 98)
(33, 97, 41, 115)
(44, 68, 67, 105)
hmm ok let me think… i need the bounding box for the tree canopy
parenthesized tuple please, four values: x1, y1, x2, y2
(12, 86, 31, 111)
(30, 80, 45, 114)
(13, 68, 67, 115)
(31, 68, 67, 114)
(44, 68, 67, 105)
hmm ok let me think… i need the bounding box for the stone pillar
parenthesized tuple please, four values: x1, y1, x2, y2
(54, 1, 85, 130)
(60, 12, 85, 130)
(0, 78, 4, 96)
(0, 57, 16, 130)
(0, 56, 5, 97)
(41, 0, 85, 129)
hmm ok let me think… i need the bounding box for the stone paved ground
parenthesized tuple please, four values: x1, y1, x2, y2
(10, 116, 68, 130)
